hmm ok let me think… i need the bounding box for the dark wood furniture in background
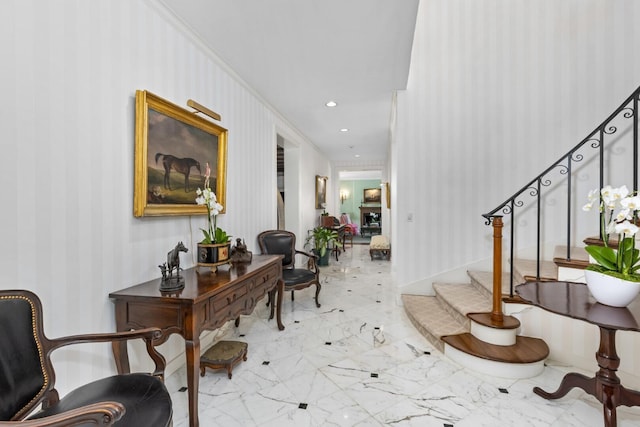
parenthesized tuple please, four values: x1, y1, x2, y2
(109, 255, 284, 427)
(359, 206, 381, 236)
(319, 216, 348, 258)
(516, 281, 640, 427)
(258, 230, 322, 307)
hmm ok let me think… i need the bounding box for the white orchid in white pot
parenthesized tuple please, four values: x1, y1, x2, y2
(582, 185, 640, 306)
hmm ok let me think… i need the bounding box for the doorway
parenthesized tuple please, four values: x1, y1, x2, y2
(338, 169, 383, 244)
(277, 143, 285, 229)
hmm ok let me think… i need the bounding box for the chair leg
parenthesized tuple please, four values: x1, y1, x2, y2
(291, 290, 295, 301)
(314, 283, 321, 308)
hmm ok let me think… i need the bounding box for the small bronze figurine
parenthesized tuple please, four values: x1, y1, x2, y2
(160, 241, 188, 291)
(230, 238, 252, 265)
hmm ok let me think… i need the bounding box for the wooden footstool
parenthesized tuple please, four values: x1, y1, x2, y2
(200, 341, 248, 379)
(369, 235, 391, 260)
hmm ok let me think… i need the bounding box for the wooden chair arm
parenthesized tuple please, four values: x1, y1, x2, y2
(295, 249, 319, 272)
(48, 328, 166, 378)
(0, 402, 125, 427)
(294, 248, 317, 259)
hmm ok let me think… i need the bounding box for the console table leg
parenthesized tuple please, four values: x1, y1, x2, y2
(111, 340, 130, 374)
(186, 339, 200, 427)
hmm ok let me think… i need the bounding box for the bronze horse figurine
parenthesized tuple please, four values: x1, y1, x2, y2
(155, 153, 201, 192)
(166, 241, 188, 279)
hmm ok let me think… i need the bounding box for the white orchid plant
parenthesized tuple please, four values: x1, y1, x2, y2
(583, 185, 640, 281)
(195, 163, 230, 244)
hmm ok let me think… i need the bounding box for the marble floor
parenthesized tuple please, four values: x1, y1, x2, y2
(167, 244, 640, 426)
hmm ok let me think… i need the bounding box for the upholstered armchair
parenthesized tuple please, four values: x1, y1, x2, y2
(0, 289, 172, 426)
(257, 230, 322, 308)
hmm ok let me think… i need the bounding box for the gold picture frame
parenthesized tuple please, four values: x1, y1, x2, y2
(385, 182, 391, 209)
(315, 175, 327, 209)
(363, 188, 381, 204)
(133, 90, 228, 217)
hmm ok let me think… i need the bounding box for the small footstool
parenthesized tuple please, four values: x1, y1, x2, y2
(369, 235, 391, 260)
(200, 340, 248, 379)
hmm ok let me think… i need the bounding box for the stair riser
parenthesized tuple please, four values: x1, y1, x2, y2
(470, 321, 517, 346)
(404, 307, 445, 353)
(444, 344, 545, 379)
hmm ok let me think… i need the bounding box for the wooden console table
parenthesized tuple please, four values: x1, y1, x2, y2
(109, 255, 284, 427)
(516, 281, 640, 427)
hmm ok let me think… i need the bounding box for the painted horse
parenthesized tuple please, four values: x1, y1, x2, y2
(167, 241, 188, 278)
(155, 153, 201, 192)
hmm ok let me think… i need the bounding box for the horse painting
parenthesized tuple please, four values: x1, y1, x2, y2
(155, 153, 201, 192)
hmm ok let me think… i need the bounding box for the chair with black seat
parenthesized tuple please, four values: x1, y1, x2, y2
(258, 230, 321, 308)
(0, 289, 172, 427)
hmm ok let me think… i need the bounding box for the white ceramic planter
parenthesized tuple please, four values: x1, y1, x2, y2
(584, 269, 640, 307)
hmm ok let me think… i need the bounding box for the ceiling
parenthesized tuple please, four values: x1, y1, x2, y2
(159, 0, 419, 168)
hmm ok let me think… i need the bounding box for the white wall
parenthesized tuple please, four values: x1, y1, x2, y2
(0, 0, 329, 394)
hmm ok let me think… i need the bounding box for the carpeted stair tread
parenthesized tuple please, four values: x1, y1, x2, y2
(433, 282, 492, 318)
(513, 258, 558, 282)
(402, 294, 467, 352)
(442, 333, 549, 364)
(467, 270, 513, 297)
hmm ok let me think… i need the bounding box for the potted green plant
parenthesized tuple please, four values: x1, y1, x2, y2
(195, 163, 232, 269)
(582, 185, 640, 306)
(305, 226, 339, 266)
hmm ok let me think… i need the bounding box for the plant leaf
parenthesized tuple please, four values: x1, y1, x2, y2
(585, 245, 618, 271)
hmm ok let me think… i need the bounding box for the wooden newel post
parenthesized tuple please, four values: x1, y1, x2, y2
(491, 216, 504, 323)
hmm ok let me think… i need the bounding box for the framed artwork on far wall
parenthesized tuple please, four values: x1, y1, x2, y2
(133, 90, 228, 217)
(315, 175, 328, 209)
(363, 188, 381, 204)
(385, 182, 391, 209)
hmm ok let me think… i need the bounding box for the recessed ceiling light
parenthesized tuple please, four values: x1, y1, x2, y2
(340, 128, 349, 132)
(325, 101, 337, 107)
(354, 154, 360, 158)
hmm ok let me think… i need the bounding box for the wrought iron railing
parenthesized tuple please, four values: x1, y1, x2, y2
(482, 86, 640, 314)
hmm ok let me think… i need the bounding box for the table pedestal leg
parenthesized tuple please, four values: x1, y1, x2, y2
(534, 327, 640, 427)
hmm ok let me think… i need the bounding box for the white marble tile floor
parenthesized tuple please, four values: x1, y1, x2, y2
(167, 244, 640, 426)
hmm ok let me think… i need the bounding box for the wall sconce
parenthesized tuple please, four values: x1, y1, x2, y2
(340, 189, 349, 204)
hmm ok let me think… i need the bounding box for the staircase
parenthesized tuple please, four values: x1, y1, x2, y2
(403, 85, 640, 380)
(403, 270, 549, 379)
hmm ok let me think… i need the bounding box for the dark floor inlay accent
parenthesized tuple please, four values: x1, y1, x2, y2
(374, 326, 380, 330)
(294, 320, 300, 323)
(348, 289, 352, 292)
(325, 342, 332, 345)
(298, 403, 308, 409)
(178, 387, 187, 392)
(376, 300, 381, 303)
(499, 388, 509, 394)
(424, 351, 431, 355)
(262, 361, 270, 365)
(377, 283, 382, 286)
(339, 309, 344, 312)
(371, 373, 379, 378)
(239, 334, 245, 337)
(444, 424, 454, 427)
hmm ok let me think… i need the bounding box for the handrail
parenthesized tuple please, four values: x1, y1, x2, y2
(482, 86, 640, 302)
